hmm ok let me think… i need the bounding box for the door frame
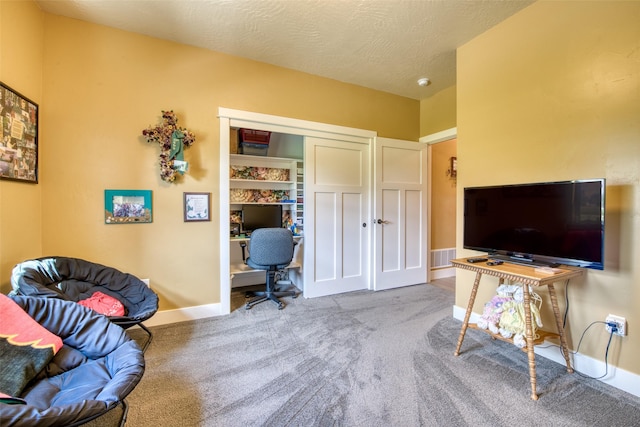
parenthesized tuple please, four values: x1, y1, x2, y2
(218, 108, 376, 314)
(419, 127, 457, 283)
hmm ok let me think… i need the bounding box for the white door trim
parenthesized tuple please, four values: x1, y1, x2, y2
(419, 127, 458, 283)
(218, 107, 376, 314)
(419, 127, 457, 145)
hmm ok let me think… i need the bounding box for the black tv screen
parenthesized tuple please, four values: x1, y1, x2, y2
(463, 179, 605, 270)
(242, 204, 282, 233)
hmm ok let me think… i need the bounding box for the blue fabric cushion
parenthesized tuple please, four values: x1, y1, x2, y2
(10, 257, 158, 328)
(0, 296, 145, 427)
(246, 228, 294, 270)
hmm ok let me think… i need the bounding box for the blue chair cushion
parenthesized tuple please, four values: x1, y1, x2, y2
(246, 228, 294, 270)
(0, 296, 145, 427)
(10, 257, 158, 328)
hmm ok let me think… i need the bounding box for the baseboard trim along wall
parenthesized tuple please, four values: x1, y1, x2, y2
(452, 305, 640, 399)
(431, 267, 455, 280)
(142, 303, 222, 327)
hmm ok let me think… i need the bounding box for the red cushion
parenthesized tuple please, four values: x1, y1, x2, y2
(78, 291, 125, 316)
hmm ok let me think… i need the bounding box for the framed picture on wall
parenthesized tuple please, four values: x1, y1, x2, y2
(0, 82, 38, 183)
(104, 189, 153, 224)
(184, 192, 211, 222)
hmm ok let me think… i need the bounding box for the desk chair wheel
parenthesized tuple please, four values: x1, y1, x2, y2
(244, 301, 285, 310)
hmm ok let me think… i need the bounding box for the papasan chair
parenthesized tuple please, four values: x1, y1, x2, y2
(10, 257, 159, 352)
(0, 295, 145, 427)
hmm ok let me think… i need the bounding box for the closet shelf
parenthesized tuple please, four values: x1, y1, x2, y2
(467, 323, 559, 352)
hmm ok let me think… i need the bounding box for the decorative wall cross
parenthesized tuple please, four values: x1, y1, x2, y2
(142, 110, 196, 183)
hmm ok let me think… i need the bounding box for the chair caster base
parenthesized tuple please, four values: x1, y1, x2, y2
(244, 288, 296, 310)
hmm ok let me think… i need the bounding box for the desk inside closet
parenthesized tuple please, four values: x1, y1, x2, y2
(451, 258, 583, 400)
(229, 147, 304, 289)
(230, 235, 303, 274)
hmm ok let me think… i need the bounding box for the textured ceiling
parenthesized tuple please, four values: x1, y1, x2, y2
(35, 0, 534, 100)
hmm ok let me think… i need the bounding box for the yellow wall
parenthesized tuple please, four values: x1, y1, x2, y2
(419, 84, 456, 136)
(430, 139, 456, 250)
(0, 1, 43, 290)
(0, 8, 419, 311)
(457, 1, 640, 374)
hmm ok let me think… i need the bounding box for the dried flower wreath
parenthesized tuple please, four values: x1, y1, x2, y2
(142, 110, 196, 183)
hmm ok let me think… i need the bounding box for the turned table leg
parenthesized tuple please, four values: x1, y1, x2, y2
(548, 284, 574, 373)
(522, 284, 539, 400)
(455, 271, 482, 356)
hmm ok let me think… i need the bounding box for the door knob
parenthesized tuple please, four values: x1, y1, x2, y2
(376, 219, 390, 224)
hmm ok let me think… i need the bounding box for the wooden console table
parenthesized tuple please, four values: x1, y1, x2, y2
(451, 257, 583, 400)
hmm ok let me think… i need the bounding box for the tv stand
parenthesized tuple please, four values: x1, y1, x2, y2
(451, 257, 583, 400)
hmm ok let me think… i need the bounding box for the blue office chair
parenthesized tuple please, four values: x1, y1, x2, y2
(245, 228, 298, 310)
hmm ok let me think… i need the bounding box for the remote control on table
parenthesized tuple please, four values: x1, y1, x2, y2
(466, 257, 489, 263)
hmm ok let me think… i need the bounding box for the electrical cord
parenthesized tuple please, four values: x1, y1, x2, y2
(513, 280, 617, 380)
(572, 321, 616, 380)
(560, 281, 617, 379)
(537, 320, 616, 380)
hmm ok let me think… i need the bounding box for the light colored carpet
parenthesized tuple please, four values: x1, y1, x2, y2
(122, 283, 640, 426)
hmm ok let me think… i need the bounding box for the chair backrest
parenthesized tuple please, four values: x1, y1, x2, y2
(248, 228, 294, 268)
(10, 257, 159, 326)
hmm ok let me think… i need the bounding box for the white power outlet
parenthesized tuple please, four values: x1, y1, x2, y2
(141, 278, 150, 288)
(605, 314, 626, 336)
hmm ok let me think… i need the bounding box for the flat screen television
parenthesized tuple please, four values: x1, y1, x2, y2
(463, 179, 605, 270)
(242, 204, 283, 233)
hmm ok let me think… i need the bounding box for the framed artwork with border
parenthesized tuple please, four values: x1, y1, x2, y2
(184, 192, 211, 222)
(104, 189, 153, 224)
(0, 82, 38, 183)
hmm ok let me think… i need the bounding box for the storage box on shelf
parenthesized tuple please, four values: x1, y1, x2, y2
(238, 129, 271, 156)
(240, 129, 271, 144)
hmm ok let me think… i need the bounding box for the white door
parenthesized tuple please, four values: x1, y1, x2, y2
(373, 137, 428, 290)
(303, 136, 370, 298)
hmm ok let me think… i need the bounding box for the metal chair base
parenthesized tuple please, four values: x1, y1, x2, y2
(245, 269, 297, 310)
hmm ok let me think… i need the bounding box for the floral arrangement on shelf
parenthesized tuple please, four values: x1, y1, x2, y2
(230, 189, 290, 203)
(230, 166, 290, 181)
(142, 110, 196, 183)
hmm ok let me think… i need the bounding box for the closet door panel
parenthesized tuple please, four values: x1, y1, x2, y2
(304, 137, 369, 298)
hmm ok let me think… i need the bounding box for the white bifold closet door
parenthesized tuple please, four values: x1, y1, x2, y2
(373, 137, 428, 291)
(303, 136, 370, 298)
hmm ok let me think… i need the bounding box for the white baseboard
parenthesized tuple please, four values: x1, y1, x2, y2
(452, 305, 640, 398)
(142, 303, 222, 327)
(431, 267, 455, 280)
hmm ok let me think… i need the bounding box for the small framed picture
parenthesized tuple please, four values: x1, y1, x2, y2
(0, 82, 38, 183)
(184, 192, 211, 222)
(104, 189, 153, 224)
